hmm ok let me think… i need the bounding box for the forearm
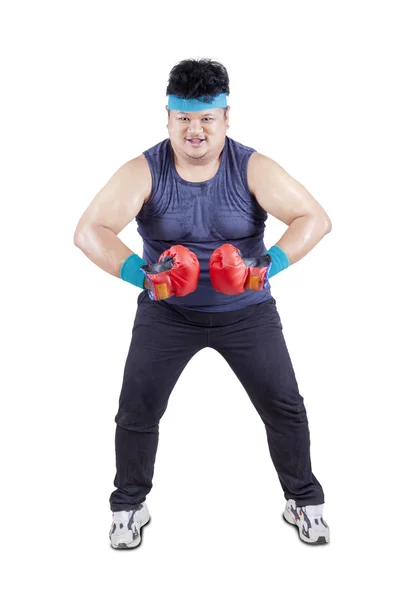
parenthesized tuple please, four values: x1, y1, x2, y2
(272, 214, 332, 266)
(74, 225, 144, 281)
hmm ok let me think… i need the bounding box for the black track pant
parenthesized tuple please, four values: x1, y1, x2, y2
(109, 291, 325, 512)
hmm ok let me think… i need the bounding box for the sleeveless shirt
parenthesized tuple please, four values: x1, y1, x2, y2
(136, 136, 272, 312)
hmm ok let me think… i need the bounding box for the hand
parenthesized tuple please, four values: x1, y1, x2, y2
(140, 245, 200, 300)
(209, 243, 272, 295)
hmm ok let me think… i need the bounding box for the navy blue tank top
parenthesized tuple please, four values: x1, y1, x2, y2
(136, 136, 271, 312)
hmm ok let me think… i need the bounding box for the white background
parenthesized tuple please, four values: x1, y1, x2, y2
(1, 0, 399, 598)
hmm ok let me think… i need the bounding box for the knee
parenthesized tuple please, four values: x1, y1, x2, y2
(115, 409, 160, 432)
(274, 394, 308, 424)
(261, 387, 308, 423)
(115, 390, 167, 431)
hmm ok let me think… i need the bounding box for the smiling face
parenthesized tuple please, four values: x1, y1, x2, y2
(166, 106, 230, 165)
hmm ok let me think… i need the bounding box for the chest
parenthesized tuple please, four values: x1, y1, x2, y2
(142, 181, 266, 242)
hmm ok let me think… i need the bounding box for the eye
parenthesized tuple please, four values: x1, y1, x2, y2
(178, 117, 213, 122)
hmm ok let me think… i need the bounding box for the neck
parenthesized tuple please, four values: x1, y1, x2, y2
(170, 139, 225, 181)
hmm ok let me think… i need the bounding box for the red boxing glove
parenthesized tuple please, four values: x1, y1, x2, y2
(209, 243, 272, 295)
(140, 245, 200, 301)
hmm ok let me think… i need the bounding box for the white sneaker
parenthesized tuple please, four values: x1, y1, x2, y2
(109, 502, 151, 549)
(283, 499, 330, 544)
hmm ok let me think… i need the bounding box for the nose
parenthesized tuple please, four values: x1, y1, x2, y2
(187, 120, 204, 135)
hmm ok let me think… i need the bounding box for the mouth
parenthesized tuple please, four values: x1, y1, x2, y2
(186, 138, 206, 147)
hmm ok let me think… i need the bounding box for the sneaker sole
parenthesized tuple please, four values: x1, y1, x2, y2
(110, 515, 151, 550)
(282, 513, 329, 544)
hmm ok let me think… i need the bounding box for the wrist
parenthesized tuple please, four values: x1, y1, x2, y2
(120, 253, 147, 289)
(266, 245, 290, 278)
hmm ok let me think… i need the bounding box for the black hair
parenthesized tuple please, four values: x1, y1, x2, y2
(166, 58, 230, 103)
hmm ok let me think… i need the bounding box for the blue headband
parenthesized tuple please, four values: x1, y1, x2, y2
(167, 93, 228, 112)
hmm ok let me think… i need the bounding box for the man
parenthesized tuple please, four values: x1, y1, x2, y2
(74, 58, 332, 548)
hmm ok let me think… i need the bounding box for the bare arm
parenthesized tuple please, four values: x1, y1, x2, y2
(74, 154, 152, 284)
(247, 152, 332, 264)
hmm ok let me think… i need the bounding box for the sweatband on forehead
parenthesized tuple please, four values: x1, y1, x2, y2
(167, 93, 228, 112)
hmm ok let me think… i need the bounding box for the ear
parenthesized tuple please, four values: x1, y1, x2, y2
(225, 105, 231, 128)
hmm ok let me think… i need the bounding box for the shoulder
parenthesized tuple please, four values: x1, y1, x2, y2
(248, 151, 278, 170)
(247, 152, 284, 195)
(225, 136, 257, 155)
(116, 154, 152, 204)
(143, 138, 170, 160)
(141, 139, 170, 203)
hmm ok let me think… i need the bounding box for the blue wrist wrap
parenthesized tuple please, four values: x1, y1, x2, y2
(120, 253, 147, 289)
(266, 245, 290, 278)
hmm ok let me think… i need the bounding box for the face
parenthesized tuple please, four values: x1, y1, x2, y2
(166, 106, 230, 165)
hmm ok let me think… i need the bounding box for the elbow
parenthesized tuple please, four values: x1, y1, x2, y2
(74, 230, 83, 247)
(74, 227, 89, 248)
(324, 217, 332, 234)
(314, 209, 332, 234)
(305, 212, 332, 235)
